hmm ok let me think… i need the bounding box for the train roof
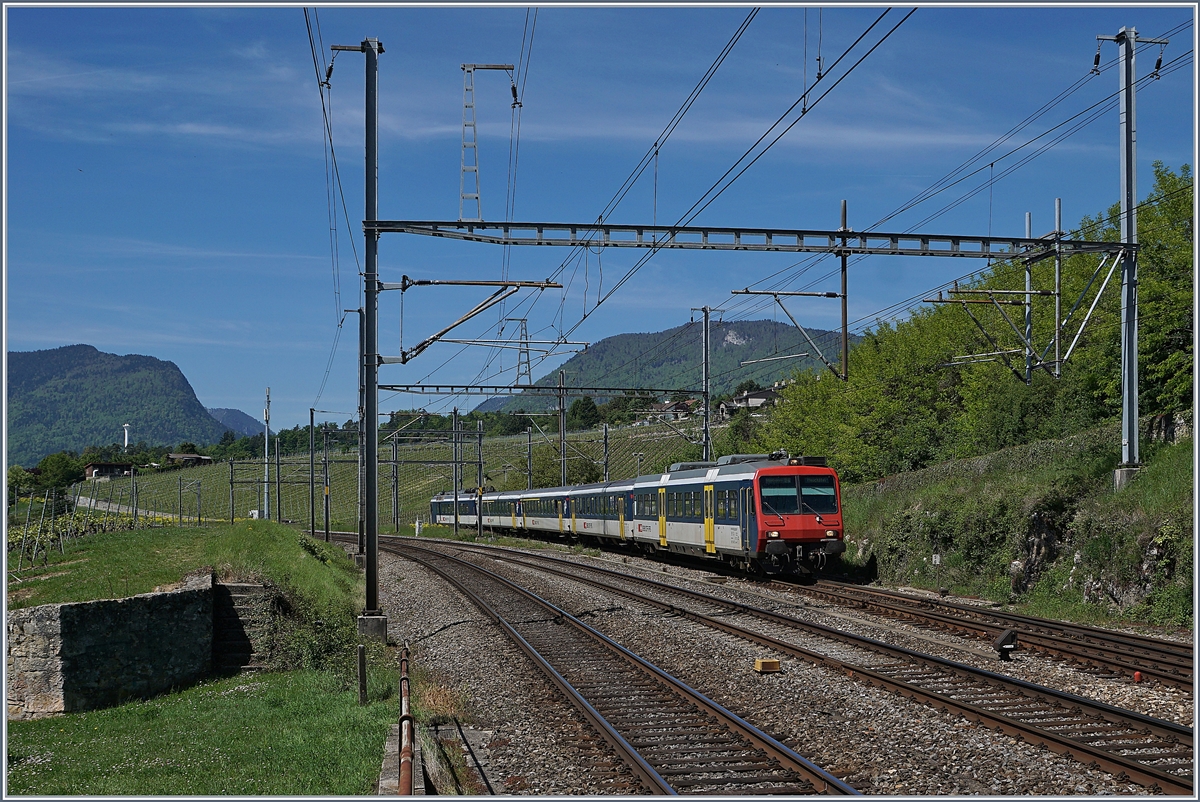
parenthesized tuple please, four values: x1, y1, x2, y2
(435, 455, 834, 500)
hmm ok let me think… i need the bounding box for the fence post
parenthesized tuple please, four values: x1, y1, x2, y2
(323, 425, 330, 542)
(17, 486, 33, 570)
(179, 475, 183, 526)
(229, 459, 235, 525)
(310, 408, 316, 538)
(197, 480, 202, 527)
(392, 435, 399, 533)
(82, 481, 93, 535)
(275, 437, 281, 523)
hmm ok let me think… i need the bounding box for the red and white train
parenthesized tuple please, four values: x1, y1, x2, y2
(431, 453, 845, 574)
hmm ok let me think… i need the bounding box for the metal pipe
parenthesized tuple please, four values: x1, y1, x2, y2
(399, 647, 415, 795)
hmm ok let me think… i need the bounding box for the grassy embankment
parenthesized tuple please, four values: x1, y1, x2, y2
(6, 521, 399, 795)
(841, 424, 1192, 629)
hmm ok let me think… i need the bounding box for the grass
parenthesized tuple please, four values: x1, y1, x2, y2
(6, 519, 402, 795)
(840, 423, 1193, 629)
(6, 669, 397, 795)
(7, 520, 362, 616)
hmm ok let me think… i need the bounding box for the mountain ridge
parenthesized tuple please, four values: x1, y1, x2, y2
(7, 344, 231, 466)
(473, 319, 855, 413)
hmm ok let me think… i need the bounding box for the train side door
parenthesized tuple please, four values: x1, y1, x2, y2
(657, 487, 667, 547)
(618, 495, 626, 541)
(703, 485, 715, 554)
(739, 484, 753, 550)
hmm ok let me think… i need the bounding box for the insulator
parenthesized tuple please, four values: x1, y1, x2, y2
(325, 63, 335, 82)
(1092, 50, 1101, 73)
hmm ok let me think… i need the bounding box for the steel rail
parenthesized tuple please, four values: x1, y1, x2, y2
(819, 579, 1194, 656)
(397, 546, 673, 794)
(427, 539, 1192, 795)
(389, 539, 859, 795)
(799, 580, 1193, 688)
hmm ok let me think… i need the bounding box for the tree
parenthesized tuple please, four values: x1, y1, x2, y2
(35, 452, 84, 489)
(733, 379, 763, 396)
(8, 466, 32, 505)
(567, 397, 601, 430)
(177, 441, 199, 454)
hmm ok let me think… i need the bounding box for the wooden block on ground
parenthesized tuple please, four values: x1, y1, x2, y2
(754, 658, 781, 673)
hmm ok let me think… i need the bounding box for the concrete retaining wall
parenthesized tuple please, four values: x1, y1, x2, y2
(7, 571, 213, 720)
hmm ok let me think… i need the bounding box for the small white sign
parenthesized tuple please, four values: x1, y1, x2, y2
(931, 553, 941, 565)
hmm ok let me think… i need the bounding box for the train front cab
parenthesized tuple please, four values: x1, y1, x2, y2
(753, 462, 844, 573)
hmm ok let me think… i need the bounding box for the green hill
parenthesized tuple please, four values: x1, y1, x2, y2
(475, 319, 856, 413)
(7, 344, 230, 466)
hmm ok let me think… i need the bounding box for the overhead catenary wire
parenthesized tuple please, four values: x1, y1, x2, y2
(716, 41, 1192, 327)
(304, 7, 362, 407)
(554, 9, 916, 340)
(394, 15, 1187, 416)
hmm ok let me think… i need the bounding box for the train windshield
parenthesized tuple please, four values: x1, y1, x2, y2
(759, 474, 838, 516)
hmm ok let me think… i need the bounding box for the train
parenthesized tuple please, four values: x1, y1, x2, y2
(430, 452, 845, 574)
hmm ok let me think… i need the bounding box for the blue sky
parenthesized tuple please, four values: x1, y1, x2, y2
(4, 4, 1195, 434)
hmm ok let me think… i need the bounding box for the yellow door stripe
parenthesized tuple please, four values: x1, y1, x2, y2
(658, 487, 667, 547)
(704, 484, 716, 554)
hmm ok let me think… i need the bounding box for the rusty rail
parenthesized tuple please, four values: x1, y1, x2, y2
(399, 646, 415, 795)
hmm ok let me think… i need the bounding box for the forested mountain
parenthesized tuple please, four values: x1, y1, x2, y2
(7, 344, 231, 466)
(474, 319, 856, 413)
(207, 407, 266, 438)
(757, 162, 1194, 482)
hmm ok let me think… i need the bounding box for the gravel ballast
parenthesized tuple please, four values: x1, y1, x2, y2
(373, 537, 1187, 795)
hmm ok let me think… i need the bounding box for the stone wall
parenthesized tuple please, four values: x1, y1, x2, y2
(7, 571, 213, 720)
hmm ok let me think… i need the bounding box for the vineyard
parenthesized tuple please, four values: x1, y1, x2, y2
(9, 417, 728, 560)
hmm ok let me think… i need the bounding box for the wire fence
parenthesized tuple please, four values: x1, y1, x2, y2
(6, 416, 728, 568)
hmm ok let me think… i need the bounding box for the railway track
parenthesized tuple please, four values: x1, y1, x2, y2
(426, 539, 1193, 795)
(387, 539, 859, 795)
(784, 580, 1194, 690)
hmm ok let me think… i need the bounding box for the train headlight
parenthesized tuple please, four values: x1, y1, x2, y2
(825, 530, 837, 538)
(766, 530, 780, 538)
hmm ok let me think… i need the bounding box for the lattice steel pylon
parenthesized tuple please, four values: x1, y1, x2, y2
(459, 63, 514, 223)
(506, 317, 533, 386)
(459, 66, 480, 222)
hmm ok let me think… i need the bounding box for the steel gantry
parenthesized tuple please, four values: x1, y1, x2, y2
(337, 26, 1157, 634)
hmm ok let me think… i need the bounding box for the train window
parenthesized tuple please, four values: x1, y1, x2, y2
(716, 491, 726, 519)
(760, 475, 802, 515)
(800, 475, 839, 514)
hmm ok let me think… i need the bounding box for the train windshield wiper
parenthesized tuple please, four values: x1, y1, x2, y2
(761, 497, 786, 520)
